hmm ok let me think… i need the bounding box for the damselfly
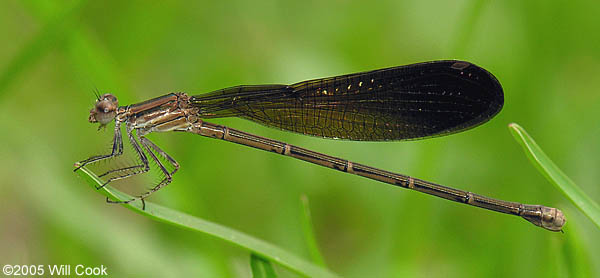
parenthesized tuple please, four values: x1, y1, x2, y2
(74, 60, 565, 231)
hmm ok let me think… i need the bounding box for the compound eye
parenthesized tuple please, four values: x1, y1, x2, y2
(97, 101, 115, 114)
(89, 94, 119, 125)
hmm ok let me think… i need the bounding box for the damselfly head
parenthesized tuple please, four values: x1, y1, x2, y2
(89, 93, 118, 129)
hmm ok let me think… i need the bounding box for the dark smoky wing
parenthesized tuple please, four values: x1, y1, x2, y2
(189, 60, 504, 141)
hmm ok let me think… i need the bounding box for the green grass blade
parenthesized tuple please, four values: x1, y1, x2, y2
(250, 253, 277, 278)
(299, 195, 326, 267)
(74, 165, 340, 278)
(508, 123, 600, 230)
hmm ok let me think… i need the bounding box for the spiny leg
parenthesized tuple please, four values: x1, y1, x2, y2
(98, 125, 180, 181)
(107, 133, 179, 206)
(97, 123, 150, 189)
(97, 164, 146, 179)
(129, 136, 178, 199)
(74, 121, 124, 171)
(139, 136, 180, 176)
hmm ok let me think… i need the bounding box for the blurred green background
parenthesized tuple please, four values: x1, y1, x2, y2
(1, 0, 599, 277)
